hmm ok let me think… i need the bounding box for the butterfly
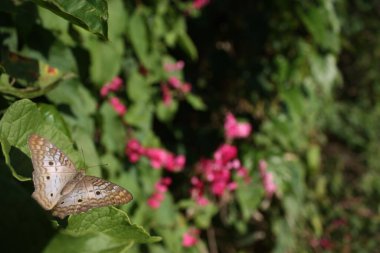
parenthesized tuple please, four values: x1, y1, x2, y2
(28, 134, 133, 219)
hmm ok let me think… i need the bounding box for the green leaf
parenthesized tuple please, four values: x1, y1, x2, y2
(0, 51, 71, 98)
(297, 4, 340, 52)
(32, 0, 108, 39)
(45, 207, 161, 253)
(124, 102, 154, 130)
(85, 38, 123, 85)
(156, 100, 178, 122)
(177, 32, 198, 60)
(126, 70, 152, 103)
(236, 179, 263, 221)
(37, 103, 71, 137)
(0, 99, 83, 176)
(100, 103, 126, 155)
(185, 93, 206, 111)
(129, 8, 149, 65)
(47, 79, 96, 117)
(108, 0, 128, 40)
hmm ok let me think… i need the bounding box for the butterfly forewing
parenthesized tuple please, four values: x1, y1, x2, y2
(28, 134, 78, 210)
(52, 176, 133, 219)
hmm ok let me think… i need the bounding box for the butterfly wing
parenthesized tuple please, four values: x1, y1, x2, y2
(28, 134, 78, 210)
(52, 176, 133, 219)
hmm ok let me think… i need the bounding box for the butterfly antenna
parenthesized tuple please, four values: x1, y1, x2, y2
(80, 147, 87, 171)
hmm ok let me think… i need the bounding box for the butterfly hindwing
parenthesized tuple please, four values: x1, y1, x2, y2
(52, 176, 133, 219)
(28, 134, 78, 210)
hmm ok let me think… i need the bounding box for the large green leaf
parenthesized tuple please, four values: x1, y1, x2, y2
(0, 99, 83, 177)
(32, 0, 108, 39)
(45, 207, 161, 253)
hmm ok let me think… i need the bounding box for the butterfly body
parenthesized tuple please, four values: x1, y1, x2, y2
(28, 134, 133, 218)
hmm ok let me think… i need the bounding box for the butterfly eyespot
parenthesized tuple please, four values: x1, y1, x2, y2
(78, 199, 82, 203)
(48, 161, 54, 166)
(96, 191, 101, 195)
(50, 193, 53, 197)
(46, 176, 50, 180)
(61, 201, 64, 204)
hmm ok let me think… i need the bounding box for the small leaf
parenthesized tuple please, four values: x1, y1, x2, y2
(124, 102, 154, 130)
(156, 100, 178, 122)
(100, 103, 126, 155)
(177, 32, 198, 60)
(126, 70, 152, 103)
(185, 94, 206, 111)
(129, 8, 149, 65)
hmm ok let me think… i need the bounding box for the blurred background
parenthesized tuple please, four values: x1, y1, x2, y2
(1, 0, 380, 252)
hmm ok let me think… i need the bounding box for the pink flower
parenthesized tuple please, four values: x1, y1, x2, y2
(190, 177, 209, 206)
(180, 83, 192, 93)
(147, 177, 172, 209)
(147, 193, 163, 209)
(100, 86, 109, 97)
(196, 145, 242, 197)
(109, 97, 127, 116)
(109, 77, 123, 91)
(100, 77, 123, 97)
(211, 180, 227, 196)
(125, 139, 145, 163)
(155, 177, 171, 193)
(145, 148, 168, 169)
(259, 160, 277, 197)
(182, 228, 199, 247)
(196, 196, 209, 206)
(166, 154, 186, 172)
(160, 177, 172, 186)
(168, 76, 182, 89)
(145, 148, 185, 172)
(224, 112, 252, 140)
(214, 144, 238, 165)
(162, 84, 172, 106)
(164, 60, 185, 72)
(319, 238, 333, 249)
(193, 0, 210, 9)
(227, 181, 238, 190)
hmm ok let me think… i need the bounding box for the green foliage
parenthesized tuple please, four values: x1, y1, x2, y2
(1, 0, 379, 252)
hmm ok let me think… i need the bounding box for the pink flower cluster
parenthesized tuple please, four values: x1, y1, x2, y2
(109, 97, 127, 116)
(100, 77, 123, 97)
(125, 139, 186, 172)
(125, 139, 144, 163)
(224, 112, 252, 140)
(259, 160, 277, 198)
(190, 177, 209, 206)
(161, 61, 191, 106)
(182, 228, 200, 247)
(147, 177, 172, 209)
(188, 113, 252, 204)
(193, 0, 210, 9)
(100, 77, 127, 116)
(161, 77, 192, 106)
(192, 144, 250, 202)
(162, 84, 172, 106)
